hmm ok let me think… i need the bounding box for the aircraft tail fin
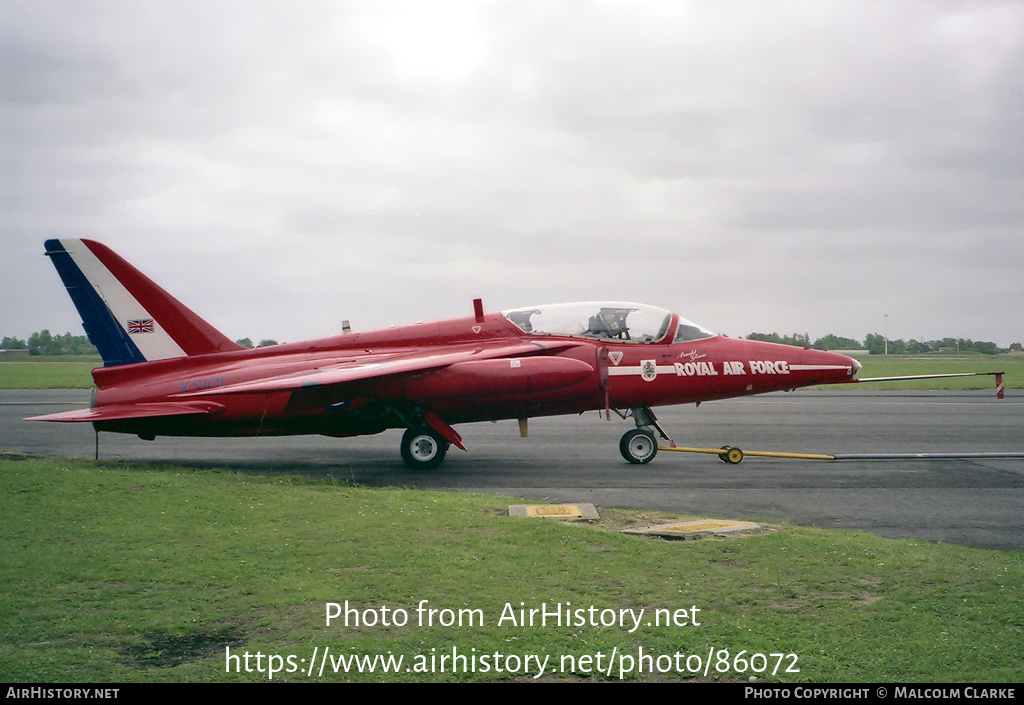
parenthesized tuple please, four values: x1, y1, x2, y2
(44, 239, 243, 367)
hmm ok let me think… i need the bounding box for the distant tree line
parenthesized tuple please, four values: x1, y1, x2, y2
(0, 330, 1008, 356)
(0, 332, 287, 354)
(235, 338, 279, 348)
(746, 332, 1005, 355)
(1, 331, 98, 356)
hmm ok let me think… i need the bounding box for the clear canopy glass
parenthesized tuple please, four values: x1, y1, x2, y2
(502, 302, 713, 344)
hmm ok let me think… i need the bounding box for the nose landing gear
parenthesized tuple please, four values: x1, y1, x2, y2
(619, 406, 674, 464)
(620, 428, 658, 464)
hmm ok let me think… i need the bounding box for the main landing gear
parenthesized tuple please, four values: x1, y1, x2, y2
(619, 406, 674, 464)
(400, 411, 465, 470)
(400, 427, 449, 470)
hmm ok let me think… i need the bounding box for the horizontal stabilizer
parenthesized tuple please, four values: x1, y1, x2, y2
(27, 401, 224, 423)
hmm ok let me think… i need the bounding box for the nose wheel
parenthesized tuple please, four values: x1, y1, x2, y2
(618, 406, 673, 464)
(620, 428, 658, 464)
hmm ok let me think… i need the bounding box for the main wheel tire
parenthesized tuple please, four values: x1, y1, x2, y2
(401, 427, 448, 470)
(620, 429, 658, 464)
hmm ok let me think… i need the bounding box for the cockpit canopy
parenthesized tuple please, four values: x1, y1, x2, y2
(502, 302, 715, 344)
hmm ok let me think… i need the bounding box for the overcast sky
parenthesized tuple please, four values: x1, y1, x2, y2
(3, 1, 1022, 347)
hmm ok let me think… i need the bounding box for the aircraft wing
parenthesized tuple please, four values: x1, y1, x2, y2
(171, 341, 579, 397)
(27, 401, 225, 423)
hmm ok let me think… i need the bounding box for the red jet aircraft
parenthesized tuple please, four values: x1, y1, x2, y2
(29, 239, 1001, 468)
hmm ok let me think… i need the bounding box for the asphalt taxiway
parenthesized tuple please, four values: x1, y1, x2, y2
(3, 389, 1022, 551)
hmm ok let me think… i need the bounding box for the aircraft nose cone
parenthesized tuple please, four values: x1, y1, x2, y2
(831, 352, 861, 378)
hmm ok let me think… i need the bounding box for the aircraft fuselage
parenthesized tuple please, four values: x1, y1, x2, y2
(87, 311, 857, 438)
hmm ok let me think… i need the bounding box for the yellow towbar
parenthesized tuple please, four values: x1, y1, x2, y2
(657, 446, 1024, 464)
(658, 446, 835, 464)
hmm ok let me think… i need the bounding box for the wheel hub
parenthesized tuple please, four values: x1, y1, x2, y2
(411, 436, 438, 461)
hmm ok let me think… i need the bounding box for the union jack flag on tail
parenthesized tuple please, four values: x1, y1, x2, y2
(127, 319, 154, 334)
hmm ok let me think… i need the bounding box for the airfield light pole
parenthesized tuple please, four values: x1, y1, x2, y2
(884, 314, 888, 356)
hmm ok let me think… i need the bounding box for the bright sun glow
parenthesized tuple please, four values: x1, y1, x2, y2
(361, 4, 486, 83)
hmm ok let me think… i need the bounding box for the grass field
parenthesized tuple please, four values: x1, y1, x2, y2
(1, 354, 1020, 391)
(1, 454, 1021, 683)
(854, 354, 1020, 391)
(0, 357, 100, 389)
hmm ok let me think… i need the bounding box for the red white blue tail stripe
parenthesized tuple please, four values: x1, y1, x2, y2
(44, 239, 240, 367)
